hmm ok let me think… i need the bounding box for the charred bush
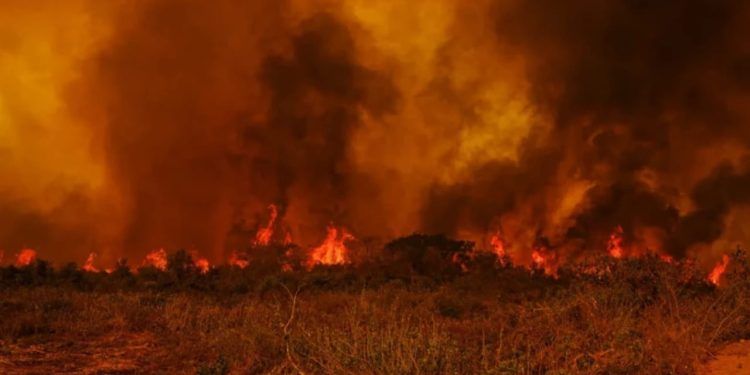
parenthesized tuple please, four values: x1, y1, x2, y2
(382, 234, 474, 281)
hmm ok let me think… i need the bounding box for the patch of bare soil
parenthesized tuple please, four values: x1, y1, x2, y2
(702, 340, 750, 375)
(0, 332, 178, 374)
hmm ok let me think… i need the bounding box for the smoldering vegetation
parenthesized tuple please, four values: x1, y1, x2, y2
(1, 237, 750, 374)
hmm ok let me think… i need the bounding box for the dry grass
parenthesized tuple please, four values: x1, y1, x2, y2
(1, 253, 750, 374)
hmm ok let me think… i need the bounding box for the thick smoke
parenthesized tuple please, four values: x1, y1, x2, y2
(2, 0, 750, 266)
(423, 0, 750, 261)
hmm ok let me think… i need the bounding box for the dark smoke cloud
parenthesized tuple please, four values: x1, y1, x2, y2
(5, 0, 750, 266)
(73, 1, 398, 260)
(422, 0, 750, 258)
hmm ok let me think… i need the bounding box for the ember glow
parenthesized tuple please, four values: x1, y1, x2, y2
(607, 226, 625, 259)
(708, 255, 731, 286)
(15, 249, 37, 267)
(307, 225, 353, 268)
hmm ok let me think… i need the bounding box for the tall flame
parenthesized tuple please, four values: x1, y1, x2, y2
(307, 225, 353, 268)
(82, 252, 99, 272)
(142, 248, 168, 271)
(708, 254, 730, 286)
(15, 248, 37, 267)
(254, 204, 278, 246)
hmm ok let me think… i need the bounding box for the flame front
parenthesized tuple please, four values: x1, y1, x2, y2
(15, 248, 37, 267)
(708, 255, 730, 286)
(307, 225, 353, 268)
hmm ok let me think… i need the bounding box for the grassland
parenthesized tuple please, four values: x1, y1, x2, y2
(1, 239, 749, 374)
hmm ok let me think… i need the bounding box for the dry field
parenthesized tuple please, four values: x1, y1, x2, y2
(1, 248, 750, 374)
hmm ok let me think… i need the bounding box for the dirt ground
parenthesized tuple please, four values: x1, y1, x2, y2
(702, 340, 750, 375)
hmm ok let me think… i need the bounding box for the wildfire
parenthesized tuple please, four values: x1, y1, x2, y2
(228, 251, 249, 269)
(254, 204, 278, 246)
(307, 225, 353, 268)
(82, 253, 99, 272)
(15, 248, 37, 267)
(195, 257, 210, 274)
(708, 254, 730, 286)
(531, 250, 546, 267)
(531, 245, 557, 277)
(489, 233, 506, 260)
(142, 248, 168, 271)
(607, 226, 624, 259)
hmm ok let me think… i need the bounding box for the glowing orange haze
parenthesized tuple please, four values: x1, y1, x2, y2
(1, 0, 749, 279)
(15, 249, 37, 267)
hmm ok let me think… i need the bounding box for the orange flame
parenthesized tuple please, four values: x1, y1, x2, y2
(142, 248, 168, 271)
(254, 204, 278, 246)
(490, 233, 506, 259)
(15, 248, 37, 267)
(82, 252, 99, 272)
(228, 250, 249, 269)
(0, 250, 4, 265)
(531, 246, 557, 277)
(607, 225, 624, 259)
(531, 250, 546, 267)
(708, 254, 730, 286)
(195, 257, 210, 274)
(307, 225, 353, 268)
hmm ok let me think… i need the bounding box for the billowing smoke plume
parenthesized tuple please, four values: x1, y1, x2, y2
(2, 0, 750, 267)
(423, 0, 750, 263)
